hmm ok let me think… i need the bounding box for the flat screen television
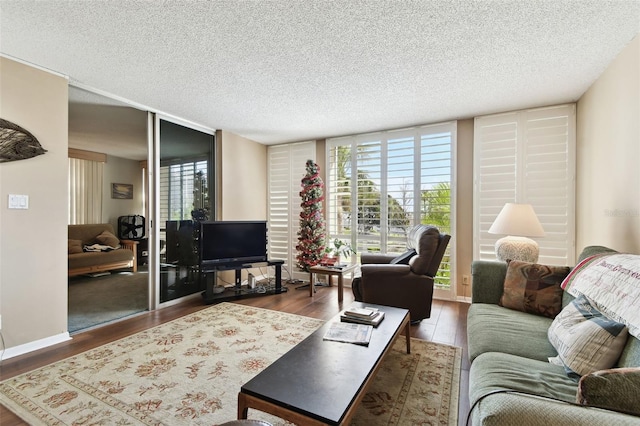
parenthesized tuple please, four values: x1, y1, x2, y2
(199, 221, 268, 267)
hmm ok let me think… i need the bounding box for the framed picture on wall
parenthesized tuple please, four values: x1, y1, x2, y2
(111, 183, 133, 199)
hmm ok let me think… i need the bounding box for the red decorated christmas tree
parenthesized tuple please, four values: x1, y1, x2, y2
(295, 160, 326, 272)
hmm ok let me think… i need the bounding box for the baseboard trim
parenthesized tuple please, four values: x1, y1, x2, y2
(2, 332, 71, 360)
(457, 296, 472, 304)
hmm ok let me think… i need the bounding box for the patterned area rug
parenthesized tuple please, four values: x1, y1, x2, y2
(0, 303, 461, 425)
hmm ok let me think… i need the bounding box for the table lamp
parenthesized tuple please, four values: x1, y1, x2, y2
(488, 203, 545, 263)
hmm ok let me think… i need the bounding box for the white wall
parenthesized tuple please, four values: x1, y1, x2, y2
(0, 57, 70, 354)
(576, 35, 640, 254)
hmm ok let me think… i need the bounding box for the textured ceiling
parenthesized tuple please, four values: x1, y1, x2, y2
(1, 0, 639, 146)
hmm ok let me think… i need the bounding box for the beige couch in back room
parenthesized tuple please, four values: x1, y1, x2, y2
(68, 223, 137, 277)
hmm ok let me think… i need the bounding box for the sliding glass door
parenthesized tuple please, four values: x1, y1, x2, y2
(152, 117, 215, 305)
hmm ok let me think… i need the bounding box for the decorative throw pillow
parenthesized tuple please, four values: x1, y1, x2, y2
(499, 260, 570, 318)
(389, 249, 417, 265)
(95, 231, 120, 248)
(577, 367, 640, 416)
(68, 239, 83, 254)
(548, 294, 629, 376)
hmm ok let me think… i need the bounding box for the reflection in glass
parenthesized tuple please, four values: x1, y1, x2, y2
(158, 119, 214, 303)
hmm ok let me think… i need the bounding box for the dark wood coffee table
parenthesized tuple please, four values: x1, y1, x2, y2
(237, 303, 411, 425)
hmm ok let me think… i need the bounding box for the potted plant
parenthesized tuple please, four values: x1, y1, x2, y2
(322, 238, 356, 265)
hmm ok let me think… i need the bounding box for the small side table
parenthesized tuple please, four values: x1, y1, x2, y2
(309, 264, 358, 303)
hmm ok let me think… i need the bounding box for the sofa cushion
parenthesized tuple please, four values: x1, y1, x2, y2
(467, 303, 557, 363)
(95, 230, 120, 248)
(548, 294, 628, 376)
(469, 351, 578, 406)
(469, 391, 640, 426)
(68, 239, 83, 254)
(500, 260, 570, 319)
(577, 367, 640, 416)
(68, 249, 134, 270)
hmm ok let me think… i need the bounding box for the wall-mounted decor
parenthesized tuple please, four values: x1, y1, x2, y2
(111, 183, 134, 199)
(0, 118, 47, 163)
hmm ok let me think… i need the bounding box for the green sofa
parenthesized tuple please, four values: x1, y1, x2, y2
(467, 246, 640, 425)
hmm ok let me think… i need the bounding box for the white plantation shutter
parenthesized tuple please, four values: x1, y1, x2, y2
(327, 122, 455, 298)
(387, 131, 415, 252)
(355, 136, 383, 252)
(420, 129, 454, 290)
(474, 104, 576, 266)
(326, 141, 352, 244)
(474, 115, 518, 260)
(420, 130, 454, 236)
(268, 141, 316, 281)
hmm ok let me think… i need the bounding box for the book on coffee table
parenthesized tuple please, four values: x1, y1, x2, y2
(323, 322, 373, 346)
(340, 310, 385, 327)
(343, 306, 379, 318)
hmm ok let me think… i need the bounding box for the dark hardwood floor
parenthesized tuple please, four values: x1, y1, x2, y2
(0, 285, 470, 425)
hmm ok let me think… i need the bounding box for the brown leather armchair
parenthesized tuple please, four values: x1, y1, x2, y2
(352, 225, 451, 322)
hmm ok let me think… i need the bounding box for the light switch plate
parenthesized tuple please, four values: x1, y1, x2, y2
(8, 194, 29, 209)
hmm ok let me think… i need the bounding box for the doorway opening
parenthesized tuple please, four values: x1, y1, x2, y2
(68, 85, 149, 333)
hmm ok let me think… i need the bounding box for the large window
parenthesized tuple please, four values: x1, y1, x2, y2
(326, 123, 455, 293)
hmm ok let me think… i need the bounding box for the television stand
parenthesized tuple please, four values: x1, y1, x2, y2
(200, 259, 286, 304)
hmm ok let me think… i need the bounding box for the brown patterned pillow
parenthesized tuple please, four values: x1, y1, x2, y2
(577, 367, 640, 415)
(95, 231, 121, 248)
(499, 260, 570, 318)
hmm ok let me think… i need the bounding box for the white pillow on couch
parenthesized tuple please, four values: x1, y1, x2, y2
(548, 294, 628, 377)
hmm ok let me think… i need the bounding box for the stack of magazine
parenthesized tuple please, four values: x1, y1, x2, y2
(340, 306, 385, 327)
(323, 322, 373, 346)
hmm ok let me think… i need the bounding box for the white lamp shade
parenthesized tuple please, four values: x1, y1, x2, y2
(488, 203, 545, 237)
